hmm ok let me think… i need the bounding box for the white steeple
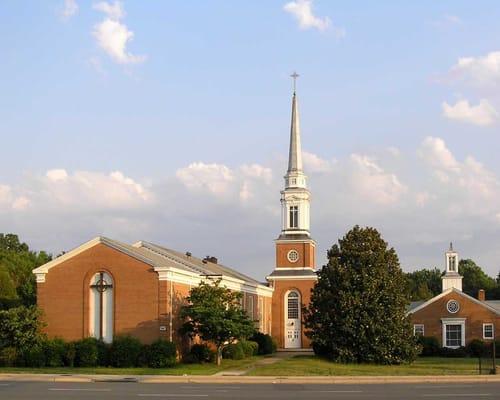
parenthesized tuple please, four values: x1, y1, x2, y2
(442, 242, 463, 292)
(280, 73, 311, 237)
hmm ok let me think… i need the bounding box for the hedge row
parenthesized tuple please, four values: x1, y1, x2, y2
(418, 336, 500, 358)
(0, 336, 177, 368)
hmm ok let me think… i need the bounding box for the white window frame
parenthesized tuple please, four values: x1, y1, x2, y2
(441, 318, 466, 349)
(413, 324, 424, 336)
(289, 205, 298, 229)
(258, 297, 264, 332)
(247, 295, 254, 321)
(483, 323, 494, 340)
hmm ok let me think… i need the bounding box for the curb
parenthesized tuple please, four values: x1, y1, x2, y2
(1, 374, 500, 384)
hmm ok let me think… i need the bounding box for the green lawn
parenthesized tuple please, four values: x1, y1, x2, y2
(0, 356, 262, 376)
(248, 356, 484, 376)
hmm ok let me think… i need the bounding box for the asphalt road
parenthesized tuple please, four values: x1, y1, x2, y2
(1, 382, 500, 399)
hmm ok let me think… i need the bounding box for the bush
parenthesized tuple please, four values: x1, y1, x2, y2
(21, 345, 46, 367)
(439, 346, 467, 358)
(64, 342, 76, 367)
(146, 339, 177, 368)
(75, 338, 99, 367)
(240, 340, 258, 357)
(0, 347, 17, 367)
(109, 335, 142, 368)
(188, 344, 215, 363)
(96, 340, 111, 366)
(43, 338, 66, 367)
(467, 339, 488, 358)
(417, 336, 440, 357)
(250, 332, 276, 355)
(222, 342, 245, 360)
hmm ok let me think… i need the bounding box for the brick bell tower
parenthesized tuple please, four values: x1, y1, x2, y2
(267, 73, 317, 350)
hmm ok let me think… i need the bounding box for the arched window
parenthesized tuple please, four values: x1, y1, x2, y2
(287, 291, 299, 319)
(89, 271, 114, 343)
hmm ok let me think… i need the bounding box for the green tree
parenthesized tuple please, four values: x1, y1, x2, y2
(0, 306, 44, 350)
(405, 268, 442, 301)
(304, 226, 420, 364)
(180, 279, 255, 365)
(458, 259, 497, 299)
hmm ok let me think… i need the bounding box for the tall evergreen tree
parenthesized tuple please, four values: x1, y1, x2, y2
(304, 226, 420, 364)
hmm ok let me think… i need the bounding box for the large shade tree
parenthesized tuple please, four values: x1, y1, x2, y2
(180, 279, 255, 365)
(304, 226, 420, 364)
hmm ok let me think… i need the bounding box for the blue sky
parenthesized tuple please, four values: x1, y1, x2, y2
(1, 1, 500, 278)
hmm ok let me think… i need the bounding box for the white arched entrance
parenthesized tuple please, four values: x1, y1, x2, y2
(284, 290, 301, 348)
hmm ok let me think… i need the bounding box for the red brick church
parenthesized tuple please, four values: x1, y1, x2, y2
(33, 83, 317, 350)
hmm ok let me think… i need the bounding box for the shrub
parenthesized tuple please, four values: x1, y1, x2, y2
(240, 340, 258, 357)
(109, 335, 142, 368)
(439, 346, 467, 358)
(417, 336, 440, 357)
(43, 338, 66, 367)
(495, 340, 500, 358)
(250, 332, 276, 355)
(0, 306, 43, 350)
(222, 342, 245, 360)
(467, 339, 487, 358)
(64, 342, 76, 367)
(0, 347, 17, 367)
(188, 344, 214, 363)
(146, 339, 177, 368)
(21, 345, 46, 367)
(75, 338, 99, 367)
(96, 340, 111, 366)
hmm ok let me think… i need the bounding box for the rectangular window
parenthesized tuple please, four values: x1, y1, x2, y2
(247, 295, 254, 321)
(445, 324, 463, 348)
(289, 206, 298, 228)
(413, 324, 424, 336)
(483, 323, 494, 340)
(259, 297, 264, 332)
(448, 256, 456, 272)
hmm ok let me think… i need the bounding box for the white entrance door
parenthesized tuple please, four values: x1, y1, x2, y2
(285, 291, 301, 348)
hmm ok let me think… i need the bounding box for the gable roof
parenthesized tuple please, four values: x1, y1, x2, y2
(32, 236, 272, 295)
(408, 287, 500, 316)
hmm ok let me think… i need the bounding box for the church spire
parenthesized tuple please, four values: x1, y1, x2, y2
(288, 72, 303, 174)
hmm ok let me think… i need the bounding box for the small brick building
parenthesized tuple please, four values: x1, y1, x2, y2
(408, 245, 500, 347)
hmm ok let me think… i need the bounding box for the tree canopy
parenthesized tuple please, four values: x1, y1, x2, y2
(0, 233, 51, 310)
(304, 226, 420, 364)
(180, 279, 255, 365)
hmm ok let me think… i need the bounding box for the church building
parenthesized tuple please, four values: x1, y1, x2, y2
(408, 244, 500, 348)
(32, 82, 315, 351)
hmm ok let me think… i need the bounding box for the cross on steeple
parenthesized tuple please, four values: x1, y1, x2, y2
(290, 71, 299, 93)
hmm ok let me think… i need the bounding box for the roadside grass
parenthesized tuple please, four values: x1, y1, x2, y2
(0, 356, 263, 376)
(248, 356, 483, 376)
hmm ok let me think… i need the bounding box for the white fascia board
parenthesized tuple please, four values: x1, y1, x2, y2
(275, 267, 316, 271)
(266, 275, 318, 281)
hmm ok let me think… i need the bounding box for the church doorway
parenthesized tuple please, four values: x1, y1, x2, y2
(284, 290, 301, 348)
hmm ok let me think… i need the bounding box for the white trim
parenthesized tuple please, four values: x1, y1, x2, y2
(266, 275, 318, 281)
(275, 267, 315, 271)
(483, 323, 494, 340)
(275, 238, 316, 245)
(284, 289, 301, 349)
(441, 318, 466, 349)
(408, 287, 500, 316)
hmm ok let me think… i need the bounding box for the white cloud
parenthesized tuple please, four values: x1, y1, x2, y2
(176, 162, 234, 196)
(284, 0, 344, 36)
(12, 196, 30, 211)
(442, 99, 498, 126)
(47, 169, 68, 182)
(450, 51, 500, 87)
(92, 1, 146, 64)
(60, 0, 79, 20)
(240, 164, 272, 184)
(302, 151, 333, 172)
(418, 136, 459, 173)
(386, 146, 401, 157)
(350, 154, 407, 205)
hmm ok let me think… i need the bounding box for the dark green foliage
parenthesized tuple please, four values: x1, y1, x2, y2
(96, 339, 111, 366)
(250, 332, 276, 355)
(0, 306, 44, 350)
(0, 347, 17, 367)
(43, 338, 66, 367)
(74, 338, 99, 367)
(146, 339, 177, 368)
(305, 226, 420, 364)
(417, 336, 440, 357)
(64, 341, 76, 367)
(405, 268, 442, 301)
(109, 335, 142, 368)
(222, 342, 245, 360)
(21, 345, 46, 367)
(180, 279, 255, 365)
(187, 344, 215, 363)
(0, 233, 52, 309)
(240, 340, 258, 357)
(439, 346, 467, 358)
(466, 339, 487, 358)
(459, 259, 497, 299)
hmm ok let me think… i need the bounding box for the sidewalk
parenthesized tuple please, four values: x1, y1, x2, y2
(1, 373, 500, 384)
